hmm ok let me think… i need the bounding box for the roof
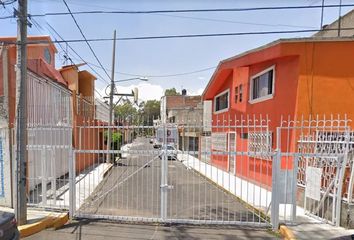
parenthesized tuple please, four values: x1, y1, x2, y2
(0, 35, 57, 53)
(202, 36, 354, 98)
(28, 59, 67, 86)
(59, 63, 86, 72)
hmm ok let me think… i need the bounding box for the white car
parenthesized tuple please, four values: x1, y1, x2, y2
(159, 145, 177, 160)
(120, 143, 132, 158)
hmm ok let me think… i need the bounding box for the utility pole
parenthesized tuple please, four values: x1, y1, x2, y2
(107, 30, 116, 163)
(15, 0, 28, 225)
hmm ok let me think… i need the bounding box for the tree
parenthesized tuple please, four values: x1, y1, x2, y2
(165, 88, 180, 96)
(114, 101, 137, 121)
(139, 100, 160, 125)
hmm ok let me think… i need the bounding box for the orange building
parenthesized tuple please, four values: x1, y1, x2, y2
(202, 37, 354, 186)
(0, 36, 67, 125)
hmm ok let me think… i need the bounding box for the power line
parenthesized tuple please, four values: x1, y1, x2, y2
(1, 3, 354, 20)
(32, 0, 318, 30)
(2, 27, 353, 45)
(155, 13, 317, 29)
(41, 21, 217, 79)
(62, 0, 111, 81)
(45, 21, 110, 85)
(0, 0, 16, 6)
(19, 3, 354, 18)
(75, 59, 216, 78)
(29, 17, 108, 99)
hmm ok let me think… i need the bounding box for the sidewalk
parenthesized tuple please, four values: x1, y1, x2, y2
(177, 153, 354, 240)
(286, 209, 354, 240)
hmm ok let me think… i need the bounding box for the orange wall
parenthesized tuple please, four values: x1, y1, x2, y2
(61, 68, 79, 92)
(205, 40, 354, 188)
(284, 41, 354, 125)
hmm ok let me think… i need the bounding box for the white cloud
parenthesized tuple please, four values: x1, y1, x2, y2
(95, 83, 164, 103)
(188, 87, 204, 96)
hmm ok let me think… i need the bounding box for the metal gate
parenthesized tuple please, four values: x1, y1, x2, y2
(272, 116, 353, 227)
(71, 117, 273, 227)
(69, 115, 353, 229)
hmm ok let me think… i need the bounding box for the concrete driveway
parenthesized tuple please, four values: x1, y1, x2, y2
(77, 137, 265, 224)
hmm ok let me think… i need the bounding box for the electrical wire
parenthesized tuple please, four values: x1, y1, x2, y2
(70, 56, 216, 78)
(2, 27, 353, 45)
(29, 17, 107, 99)
(1, 3, 353, 20)
(44, 21, 110, 85)
(31, 0, 318, 30)
(62, 0, 111, 81)
(19, 3, 354, 17)
(0, 0, 16, 6)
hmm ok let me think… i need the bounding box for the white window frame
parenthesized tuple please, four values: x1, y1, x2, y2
(213, 88, 230, 114)
(249, 65, 275, 104)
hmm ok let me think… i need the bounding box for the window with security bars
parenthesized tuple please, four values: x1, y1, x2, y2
(248, 132, 272, 156)
(315, 131, 354, 154)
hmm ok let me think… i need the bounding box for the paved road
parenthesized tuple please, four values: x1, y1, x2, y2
(24, 220, 280, 240)
(78, 137, 264, 224)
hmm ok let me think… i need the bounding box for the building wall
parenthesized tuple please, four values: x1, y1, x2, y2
(313, 9, 354, 37)
(288, 41, 354, 122)
(204, 40, 354, 188)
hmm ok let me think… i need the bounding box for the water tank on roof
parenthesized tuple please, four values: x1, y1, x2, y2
(182, 89, 187, 95)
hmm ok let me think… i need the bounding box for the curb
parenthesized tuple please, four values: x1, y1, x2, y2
(102, 163, 114, 177)
(279, 225, 296, 240)
(18, 213, 69, 238)
(52, 213, 69, 230)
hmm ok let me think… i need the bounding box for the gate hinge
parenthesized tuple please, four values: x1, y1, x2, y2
(160, 184, 174, 190)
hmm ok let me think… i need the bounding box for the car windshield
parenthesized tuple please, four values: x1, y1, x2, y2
(167, 146, 174, 150)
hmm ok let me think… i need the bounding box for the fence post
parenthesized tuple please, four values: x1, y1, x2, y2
(291, 155, 299, 222)
(69, 148, 76, 218)
(271, 127, 281, 230)
(160, 124, 167, 221)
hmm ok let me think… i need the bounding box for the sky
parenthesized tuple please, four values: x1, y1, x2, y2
(1, 0, 353, 102)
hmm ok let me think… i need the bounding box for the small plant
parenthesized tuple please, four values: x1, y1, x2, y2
(104, 130, 123, 160)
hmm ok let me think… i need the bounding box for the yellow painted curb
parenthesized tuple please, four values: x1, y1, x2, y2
(52, 213, 69, 230)
(279, 225, 296, 240)
(18, 216, 55, 238)
(18, 212, 69, 238)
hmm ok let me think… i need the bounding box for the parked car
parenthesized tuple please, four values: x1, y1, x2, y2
(0, 211, 19, 240)
(120, 143, 132, 159)
(153, 140, 162, 149)
(159, 145, 177, 160)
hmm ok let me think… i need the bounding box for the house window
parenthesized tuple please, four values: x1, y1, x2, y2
(235, 84, 243, 103)
(239, 84, 243, 102)
(214, 89, 229, 113)
(248, 132, 272, 156)
(250, 66, 274, 102)
(44, 47, 52, 64)
(235, 86, 238, 103)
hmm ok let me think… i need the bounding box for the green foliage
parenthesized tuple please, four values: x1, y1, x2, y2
(104, 131, 122, 148)
(164, 88, 180, 96)
(114, 101, 137, 120)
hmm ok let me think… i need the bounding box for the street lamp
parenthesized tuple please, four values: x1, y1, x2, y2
(104, 77, 149, 97)
(114, 77, 148, 83)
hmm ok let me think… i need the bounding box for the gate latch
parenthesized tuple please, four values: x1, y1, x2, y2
(160, 184, 174, 190)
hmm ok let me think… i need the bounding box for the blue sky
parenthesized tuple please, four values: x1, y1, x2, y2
(1, 0, 353, 101)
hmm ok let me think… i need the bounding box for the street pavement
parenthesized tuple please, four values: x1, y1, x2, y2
(24, 220, 280, 239)
(78, 137, 264, 223)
